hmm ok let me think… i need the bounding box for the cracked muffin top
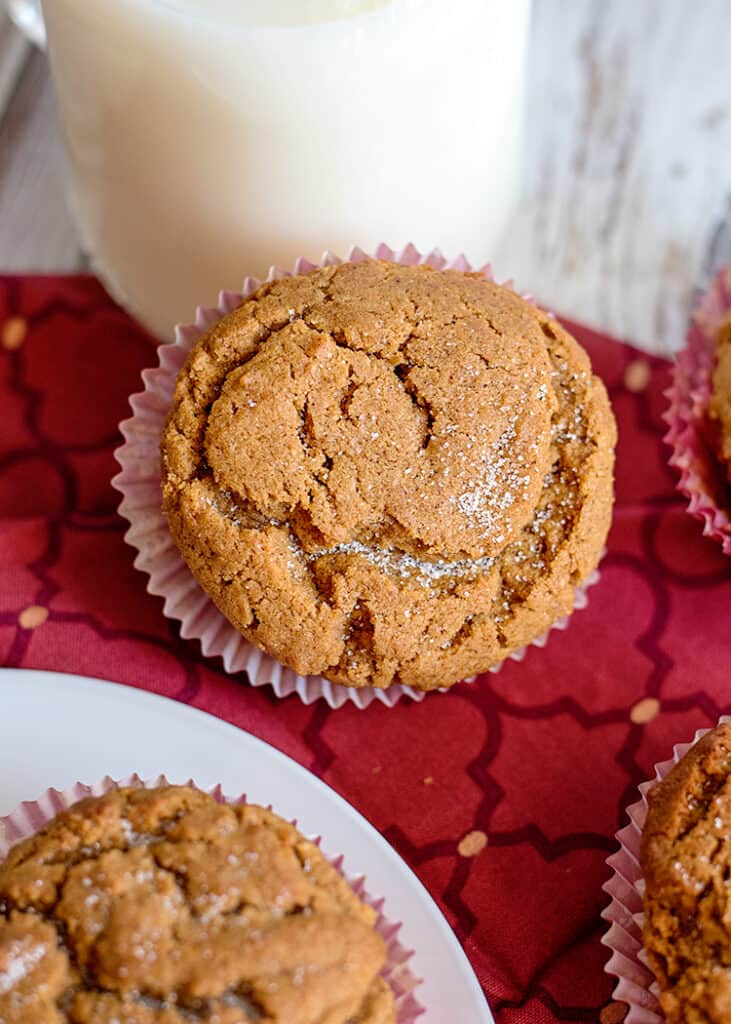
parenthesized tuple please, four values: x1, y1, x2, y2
(641, 722, 731, 1024)
(709, 312, 731, 482)
(0, 786, 395, 1024)
(161, 259, 616, 691)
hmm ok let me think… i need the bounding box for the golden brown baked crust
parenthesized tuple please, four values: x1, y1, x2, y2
(0, 786, 394, 1024)
(161, 260, 616, 690)
(709, 313, 731, 481)
(641, 722, 731, 1024)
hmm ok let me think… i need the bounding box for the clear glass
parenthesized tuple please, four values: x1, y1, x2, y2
(15, 0, 530, 338)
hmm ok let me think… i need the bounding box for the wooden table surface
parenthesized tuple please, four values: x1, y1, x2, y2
(1, 0, 730, 355)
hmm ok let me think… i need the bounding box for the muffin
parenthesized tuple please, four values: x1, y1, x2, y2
(665, 265, 731, 558)
(0, 785, 395, 1023)
(641, 722, 731, 1023)
(161, 259, 616, 691)
(709, 312, 731, 481)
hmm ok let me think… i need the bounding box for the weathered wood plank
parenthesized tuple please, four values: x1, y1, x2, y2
(497, 0, 731, 353)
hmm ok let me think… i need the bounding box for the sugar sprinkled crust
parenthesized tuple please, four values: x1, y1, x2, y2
(641, 722, 731, 1024)
(0, 786, 394, 1024)
(161, 260, 616, 690)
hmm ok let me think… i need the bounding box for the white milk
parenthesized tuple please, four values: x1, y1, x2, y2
(40, 0, 530, 338)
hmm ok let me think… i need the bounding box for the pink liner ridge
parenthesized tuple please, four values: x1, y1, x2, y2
(664, 266, 731, 556)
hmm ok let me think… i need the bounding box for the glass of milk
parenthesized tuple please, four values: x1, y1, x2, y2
(9, 0, 531, 338)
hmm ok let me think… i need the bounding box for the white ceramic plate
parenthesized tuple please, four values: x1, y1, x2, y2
(0, 668, 491, 1023)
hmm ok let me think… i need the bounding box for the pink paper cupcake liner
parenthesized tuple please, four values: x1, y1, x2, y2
(601, 717, 731, 1022)
(664, 266, 731, 556)
(0, 774, 423, 1023)
(112, 242, 601, 709)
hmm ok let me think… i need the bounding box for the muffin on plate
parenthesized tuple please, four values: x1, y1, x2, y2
(641, 721, 731, 1024)
(0, 785, 395, 1023)
(161, 259, 616, 691)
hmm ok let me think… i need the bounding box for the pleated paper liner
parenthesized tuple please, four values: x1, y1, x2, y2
(664, 265, 731, 556)
(0, 773, 423, 1023)
(601, 717, 731, 1023)
(113, 242, 600, 709)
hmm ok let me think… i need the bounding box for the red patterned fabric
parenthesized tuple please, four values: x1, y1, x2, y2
(2, 275, 730, 1023)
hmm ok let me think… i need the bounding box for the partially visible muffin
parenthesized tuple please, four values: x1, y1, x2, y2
(709, 313, 731, 481)
(0, 785, 395, 1024)
(161, 259, 616, 691)
(641, 722, 731, 1024)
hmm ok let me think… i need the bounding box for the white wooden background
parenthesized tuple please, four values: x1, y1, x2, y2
(1, 0, 730, 355)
